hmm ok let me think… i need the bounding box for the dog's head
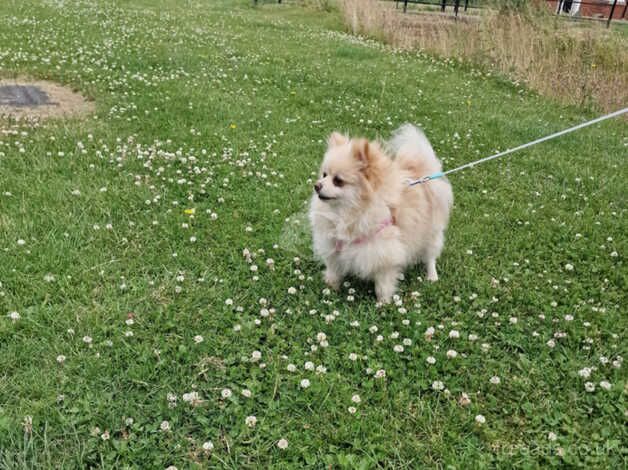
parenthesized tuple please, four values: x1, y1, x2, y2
(314, 132, 386, 207)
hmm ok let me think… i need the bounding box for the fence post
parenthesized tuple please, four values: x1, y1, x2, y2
(607, 0, 618, 27)
(623, 1, 628, 20)
(441, 0, 446, 12)
(404, 0, 408, 13)
(464, 0, 469, 12)
(556, 0, 563, 15)
(454, 0, 460, 17)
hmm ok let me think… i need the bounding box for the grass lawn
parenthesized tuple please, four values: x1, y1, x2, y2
(0, 0, 625, 468)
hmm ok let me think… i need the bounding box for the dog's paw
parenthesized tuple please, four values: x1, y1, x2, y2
(324, 269, 341, 291)
(375, 284, 395, 304)
(426, 272, 439, 282)
(426, 261, 438, 282)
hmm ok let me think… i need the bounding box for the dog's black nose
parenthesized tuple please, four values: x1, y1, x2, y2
(314, 182, 322, 193)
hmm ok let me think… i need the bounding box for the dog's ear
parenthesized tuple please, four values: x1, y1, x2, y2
(328, 132, 348, 147)
(353, 138, 385, 189)
(352, 138, 372, 167)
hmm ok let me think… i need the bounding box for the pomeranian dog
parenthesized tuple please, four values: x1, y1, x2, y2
(309, 124, 453, 303)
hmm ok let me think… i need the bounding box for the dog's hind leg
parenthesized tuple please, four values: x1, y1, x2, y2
(423, 230, 444, 282)
(425, 259, 438, 282)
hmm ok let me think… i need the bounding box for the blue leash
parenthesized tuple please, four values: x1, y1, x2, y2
(408, 107, 627, 186)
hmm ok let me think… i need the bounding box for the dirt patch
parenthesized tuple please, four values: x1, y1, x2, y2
(0, 78, 94, 121)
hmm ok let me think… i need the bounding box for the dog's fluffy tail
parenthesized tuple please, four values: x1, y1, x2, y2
(388, 124, 442, 177)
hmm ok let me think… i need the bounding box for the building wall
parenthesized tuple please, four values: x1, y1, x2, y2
(547, 0, 626, 19)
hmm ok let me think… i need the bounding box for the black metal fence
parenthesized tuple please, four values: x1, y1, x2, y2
(395, 0, 479, 16)
(394, 0, 627, 27)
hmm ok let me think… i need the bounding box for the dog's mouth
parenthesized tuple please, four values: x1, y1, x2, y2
(318, 194, 335, 201)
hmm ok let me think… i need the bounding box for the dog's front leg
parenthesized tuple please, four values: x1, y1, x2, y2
(374, 267, 400, 303)
(323, 256, 343, 291)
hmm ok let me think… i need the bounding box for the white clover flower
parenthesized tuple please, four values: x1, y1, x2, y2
(160, 420, 171, 431)
(449, 330, 460, 339)
(202, 441, 214, 451)
(393, 345, 404, 353)
(599, 381, 611, 391)
(304, 361, 314, 371)
(56, 355, 66, 364)
(241, 389, 252, 398)
(490, 376, 501, 385)
(446, 349, 458, 359)
(432, 381, 445, 391)
(374, 369, 386, 379)
(426, 356, 436, 365)
(82, 336, 92, 344)
(287, 287, 297, 294)
(182, 392, 201, 405)
(277, 438, 289, 450)
(8, 311, 20, 321)
(221, 388, 232, 399)
(316, 332, 326, 342)
(300, 379, 311, 389)
(578, 367, 592, 378)
(348, 353, 358, 361)
(584, 382, 595, 392)
(468, 334, 478, 341)
(564, 263, 574, 271)
(475, 415, 486, 424)
(193, 335, 203, 343)
(251, 350, 262, 361)
(245, 415, 257, 427)
(348, 406, 357, 414)
(287, 364, 297, 372)
(548, 432, 557, 441)
(459, 393, 471, 406)
(547, 339, 556, 348)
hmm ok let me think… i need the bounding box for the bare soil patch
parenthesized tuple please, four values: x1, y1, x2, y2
(0, 77, 94, 121)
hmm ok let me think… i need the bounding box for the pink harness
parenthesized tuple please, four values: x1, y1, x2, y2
(334, 217, 394, 252)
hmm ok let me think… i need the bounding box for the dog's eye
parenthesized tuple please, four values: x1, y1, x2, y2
(322, 172, 327, 178)
(333, 176, 344, 187)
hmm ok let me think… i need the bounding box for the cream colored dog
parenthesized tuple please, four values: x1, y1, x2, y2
(309, 124, 453, 303)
